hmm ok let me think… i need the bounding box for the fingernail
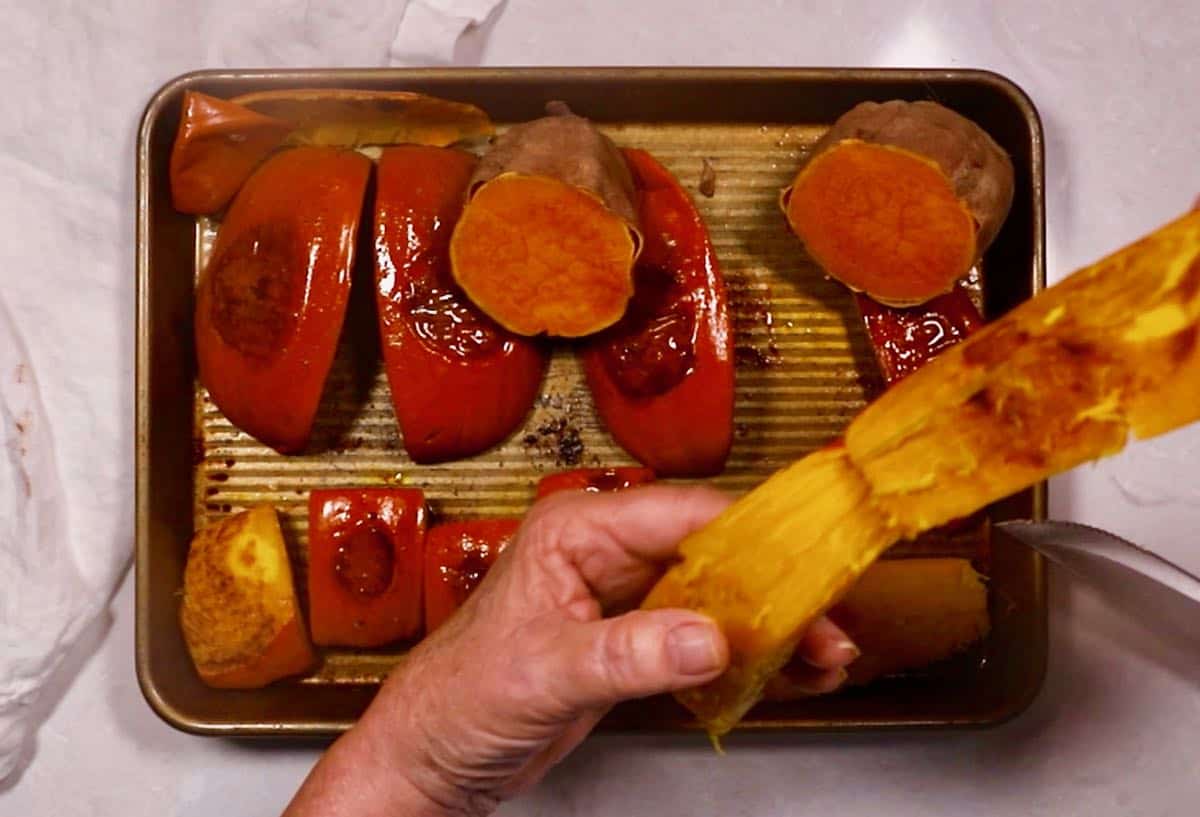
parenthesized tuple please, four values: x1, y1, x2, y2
(667, 622, 723, 676)
(836, 639, 862, 661)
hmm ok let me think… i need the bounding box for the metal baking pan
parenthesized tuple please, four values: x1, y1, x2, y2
(136, 67, 1046, 736)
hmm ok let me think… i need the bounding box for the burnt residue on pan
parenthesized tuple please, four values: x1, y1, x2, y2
(522, 415, 585, 467)
(732, 283, 783, 369)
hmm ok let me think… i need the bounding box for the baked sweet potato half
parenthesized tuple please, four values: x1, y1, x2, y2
(782, 100, 1014, 307)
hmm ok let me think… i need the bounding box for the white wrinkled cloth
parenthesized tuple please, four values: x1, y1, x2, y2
(0, 0, 502, 782)
(0, 304, 87, 780)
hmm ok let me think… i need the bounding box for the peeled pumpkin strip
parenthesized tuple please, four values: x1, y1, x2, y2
(231, 87, 494, 149)
(642, 209, 1200, 736)
(170, 88, 493, 216)
(450, 103, 642, 337)
(765, 558, 989, 700)
(782, 100, 1015, 307)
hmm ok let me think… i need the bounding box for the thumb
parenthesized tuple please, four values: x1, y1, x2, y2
(545, 609, 729, 711)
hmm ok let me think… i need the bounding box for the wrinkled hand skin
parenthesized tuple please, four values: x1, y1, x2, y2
(283, 487, 858, 817)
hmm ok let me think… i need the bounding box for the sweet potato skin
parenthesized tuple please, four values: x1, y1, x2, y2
(468, 105, 638, 226)
(450, 106, 643, 338)
(809, 100, 1015, 256)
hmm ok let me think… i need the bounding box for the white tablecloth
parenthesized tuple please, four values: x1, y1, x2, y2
(3, 1, 1199, 814)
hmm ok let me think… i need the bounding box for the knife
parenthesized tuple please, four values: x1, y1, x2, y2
(996, 520, 1200, 611)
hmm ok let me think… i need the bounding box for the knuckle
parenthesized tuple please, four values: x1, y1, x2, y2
(593, 620, 643, 697)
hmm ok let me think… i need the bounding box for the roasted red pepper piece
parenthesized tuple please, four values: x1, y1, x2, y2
(856, 285, 984, 384)
(308, 488, 427, 647)
(582, 148, 735, 477)
(195, 147, 371, 453)
(535, 467, 656, 499)
(375, 145, 547, 463)
(857, 287, 986, 532)
(424, 519, 519, 633)
(170, 91, 291, 215)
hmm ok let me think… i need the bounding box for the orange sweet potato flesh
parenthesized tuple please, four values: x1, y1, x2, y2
(785, 141, 978, 306)
(180, 506, 315, 688)
(170, 91, 292, 214)
(644, 210, 1200, 736)
(450, 173, 638, 336)
(783, 100, 1014, 307)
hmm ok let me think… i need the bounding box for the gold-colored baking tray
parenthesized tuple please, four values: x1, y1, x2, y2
(136, 67, 1046, 736)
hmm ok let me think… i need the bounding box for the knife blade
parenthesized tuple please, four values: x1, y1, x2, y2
(996, 520, 1200, 609)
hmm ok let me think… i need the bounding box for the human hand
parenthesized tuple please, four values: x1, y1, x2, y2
(285, 486, 859, 817)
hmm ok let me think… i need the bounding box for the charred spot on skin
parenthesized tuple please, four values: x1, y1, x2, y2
(599, 263, 697, 397)
(334, 523, 395, 598)
(209, 222, 302, 360)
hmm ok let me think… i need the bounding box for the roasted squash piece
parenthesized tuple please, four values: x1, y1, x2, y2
(169, 91, 291, 214)
(180, 506, 315, 688)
